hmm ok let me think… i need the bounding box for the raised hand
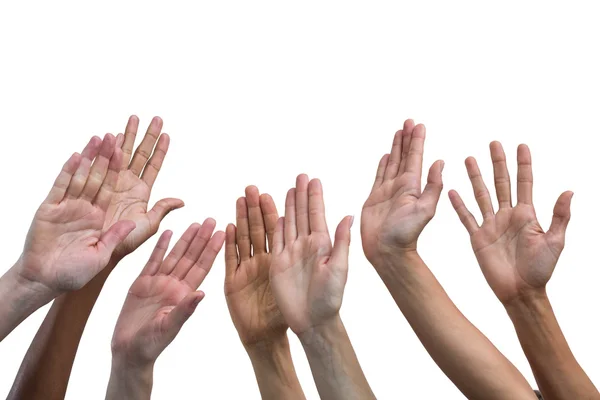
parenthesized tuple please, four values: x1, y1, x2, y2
(269, 174, 353, 335)
(105, 116, 184, 260)
(111, 221, 225, 366)
(225, 186, 287, 345)
(448, 142, 573, 304)
(361, 120, 444, 267)
(19, 134, 136, 295)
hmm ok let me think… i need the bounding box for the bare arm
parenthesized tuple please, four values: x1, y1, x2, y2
(361, 120, 536, 399)
(449, 141, 599, 400)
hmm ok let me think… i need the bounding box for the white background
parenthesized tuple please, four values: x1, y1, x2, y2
(1, 1, 599, 399)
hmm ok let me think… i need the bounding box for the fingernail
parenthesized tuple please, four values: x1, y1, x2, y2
(440, 161, 445, 172)
(349, 215, 355, 228)
(192, 296, 203, 307)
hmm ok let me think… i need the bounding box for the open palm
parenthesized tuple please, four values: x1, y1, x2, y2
(361, 120, 444, 266)
(111, 221, 225, 365)
(104, 116, 184, 260)
(449, 142, 572, 303)
(20, 134, 135, 294)
(270, 175, 353, 335)
(225, 187, 287, 345)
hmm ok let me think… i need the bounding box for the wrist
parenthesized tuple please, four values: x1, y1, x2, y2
(244, 332, 290, 357)
(504, 288, 551, 315)
(297, 314, 344, 347)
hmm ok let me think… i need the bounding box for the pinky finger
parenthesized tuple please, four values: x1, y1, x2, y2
(45, 152, 82, 204)
(448, 190, 479, 235)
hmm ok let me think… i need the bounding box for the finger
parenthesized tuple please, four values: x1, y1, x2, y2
(81, 133, 116, 201)
(295, 174, 310, 236)
(246, 186, 267, 254)
(330, 216, 353, 270)
(260, 194, 279, 253)
(398, 119, 415, 174)
(236, 197, 252, 261)
(66, 136, 102, 198)
(163, 291, 205, 340)
(284, 188, 297, 245)
(121, 115, 140, 169)
(160, 223, 202, 275)
(44, 152, 83, 204)
(547, 191, 574, 240)
(383, 130, 402, 180)
(141, 133, 170, 189)
(97, 220, 137, 262)
(372, 154, 389, 190)
(419, 160, 444, 215)
(184, 230, 226, 288)
(141, 230, 173, 276)
(448, 190, 479, 235)
(490, 141, 512, 209)
(405, 124, 426, 185)
(465, 157, 495, 219)
(273, 217, 285, 254)
(517, 144, 534, 205)
(129, 116, 163, 177)
(308, 179, 329, 233)
(94, 147, 124, 210)
(147, 197, 185, 232)
(224, 224, 239, 277)
(172, 219, 217, 280)
(115, 133, 125, 150)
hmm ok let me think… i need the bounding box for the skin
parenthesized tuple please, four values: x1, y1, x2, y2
(449, 142, 600, 400)
(106, 224, 225, 400)
(224, 186, 306, 399)
(270, 174, 376, 400)
(0, 133, 135, 342)
(8, 116, 184, 400)
(360, 120, 537, 399)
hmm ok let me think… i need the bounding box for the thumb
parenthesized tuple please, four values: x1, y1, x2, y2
(98, 220, 136, 257)
(547, 191, 574, 241)
(419, 160, 444, 216)
(330, 215, 353, 265)
(147, 198, 185, 230)
(163, 291, 205, 338)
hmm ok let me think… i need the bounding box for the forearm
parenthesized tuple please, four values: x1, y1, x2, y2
(0, 261, 53, 342)
(375, 250, 535, 400)
(505, 290, 600, 400)
(245, 334, 306, 400)
(106, 359, 154, 400)
(298, 316, 376, 400)
(8, 257, 120, 400)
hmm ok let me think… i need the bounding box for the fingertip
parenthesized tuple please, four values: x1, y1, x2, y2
(245, 185, 259, 196)
(189, 222, 202, 231)
(129, 115, 139, 122)
(296, 173, 309, 186)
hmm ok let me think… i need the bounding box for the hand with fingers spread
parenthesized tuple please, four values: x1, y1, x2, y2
(449, 142, 572, 303)
(361, 120, 444, 265)
(106, 222, 225, 400)
(0, 134, 136, 341)
(107, 116, 184, 260)
(224, 186, 305, 400)
(270, 175, 375, 400)
(361, 120, 537, 400)
(450, 142, 600, 400)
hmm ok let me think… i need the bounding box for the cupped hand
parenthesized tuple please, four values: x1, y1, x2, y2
(225, 186, 288, 346)
(269, 175, 353, 335)
(111, 221, 225, 366)
(104, 116, 184, 260)
(449, 142, 572, 304)
(19, 134, 136, 294)
(361, 120, 444, 266)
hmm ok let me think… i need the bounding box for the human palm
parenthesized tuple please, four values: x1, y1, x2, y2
(449, 142, 573, 303)
(361, 121, 444, 265)
(20, 134, 135, 294)
(112, 221, 225, 365)
(269, 175, 353, 335)
(225, 188, 287, 345)
(105, 116, 184, 260)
